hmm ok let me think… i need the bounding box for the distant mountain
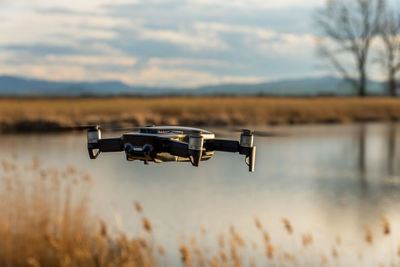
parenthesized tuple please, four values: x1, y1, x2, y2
(184, 76, 386, 96)
(0, 75, 386, 96)
(0, 76, 139, 96)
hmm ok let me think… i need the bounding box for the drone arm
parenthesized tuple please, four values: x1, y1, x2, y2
(205, 139, 240, 152)
(205, 139, 256, 172)
(206, 139, 253, 156)
(168, 141, 189, 157)
(159, 139, 189, 158)
(88, 138, 123, 159)
(98, 138, 124, 152)
(159, 137, 204, 167)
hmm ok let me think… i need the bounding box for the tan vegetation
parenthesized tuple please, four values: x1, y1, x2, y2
(0, 97, 400, 132)
(1, 159, 400, 266)
(0, 159, 157, 267)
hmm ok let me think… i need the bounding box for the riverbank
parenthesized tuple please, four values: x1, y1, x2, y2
(1, 97, 400, 133)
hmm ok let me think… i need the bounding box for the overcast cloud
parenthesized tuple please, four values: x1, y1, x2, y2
(0, 0, 326, 87)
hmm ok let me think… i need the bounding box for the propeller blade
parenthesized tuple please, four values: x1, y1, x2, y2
(230, 128, 286, 137)
(253, 131, 284, 137)
(100, 126, 141, 131)
(65, 124, 144, 132)
(105, 127, 133, 131)
(65, 125, 99, 130)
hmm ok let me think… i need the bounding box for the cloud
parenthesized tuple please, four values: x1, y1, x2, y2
(129, 66, 266, 87)
(131, 66, 217, 87)
(0, 11, 132, 47)
(44, 55, 138, 67)
(0, 63, 89, 81)
(0, 0, 323, 87)
(145, 57, 233, 68)
(194, 22, 278, 40)
(218, 75, 267, 84)
(135, 26, 228, 51)
(189, 0, 322, 9)
(129, 21, 309, 55)
(5, 0, 141, 13)
(257, 33, 316, 57)
(0, 56, 266, 87)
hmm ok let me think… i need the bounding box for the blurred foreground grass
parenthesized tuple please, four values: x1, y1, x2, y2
(0, 159, 156, 267)
(1, 158, 400, 266)
(1, 97, 400, 132)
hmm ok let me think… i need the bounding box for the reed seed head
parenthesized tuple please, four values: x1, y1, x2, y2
(158, 245, 166, 256)
(142, 217, 152, 233)
(134, 201, 143, 213)
(254, 217, 263, 231)
(266, 243, 275, 259)
(332, 247, 338, 259)
(336, 235, 342, 246)
(320, 253, 328, 265)
(381, 216, 391, 236)
(365, 224, 373, 245)
(179, 245, 192, 266)
(281, 218, 293, 234)
(301, 233, 313, 247)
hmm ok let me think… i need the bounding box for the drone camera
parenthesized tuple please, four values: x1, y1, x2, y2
(142, 144, 153, 157)
(87, 126, 101, 159)
(188, 132, 204, 167)
(124, 143, 154, 161)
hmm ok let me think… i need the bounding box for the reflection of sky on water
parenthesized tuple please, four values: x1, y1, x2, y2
(0, 123, 400, 265)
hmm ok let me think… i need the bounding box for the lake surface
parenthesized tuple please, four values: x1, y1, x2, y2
(1, 123, 400, 266)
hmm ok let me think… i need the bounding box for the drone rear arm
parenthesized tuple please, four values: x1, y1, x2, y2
(158, 138, 189, 158)
(205, 139, 256, 172)
(158, 138, 206, 166)
(205, 139, 240, 152)
(99, 138, 124, 152)
(88, 138, 123, 159)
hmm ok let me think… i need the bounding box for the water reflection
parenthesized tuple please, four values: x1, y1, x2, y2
(357, 123, 366, 179)
(354, 123, 399, 178)
(0, 123, 400, 264)
(387, 123, 397, 176)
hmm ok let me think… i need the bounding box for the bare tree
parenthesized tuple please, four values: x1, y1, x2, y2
(378, 8, 400, 96)
(314, 0, 385, 96)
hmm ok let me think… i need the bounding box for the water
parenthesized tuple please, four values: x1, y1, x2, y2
(1, 123, 400, 265)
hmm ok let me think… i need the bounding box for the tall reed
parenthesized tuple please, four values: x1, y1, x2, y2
(1, 158, 399, 266)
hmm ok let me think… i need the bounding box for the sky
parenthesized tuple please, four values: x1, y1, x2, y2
(0, 0, 327, 87)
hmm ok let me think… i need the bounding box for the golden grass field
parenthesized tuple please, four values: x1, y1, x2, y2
(1, 158, 400, 267)
(1, 97, 400, 132)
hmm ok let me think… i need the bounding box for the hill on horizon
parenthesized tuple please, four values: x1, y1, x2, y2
(0, 75, 386, 97)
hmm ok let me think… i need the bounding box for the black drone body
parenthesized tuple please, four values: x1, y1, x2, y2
(87, 125, 256, 172)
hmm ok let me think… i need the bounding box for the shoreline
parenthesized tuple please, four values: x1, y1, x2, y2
(0, 97, 399, 133)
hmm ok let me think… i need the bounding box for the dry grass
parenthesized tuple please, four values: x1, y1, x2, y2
(1, 97, 400, 132)
(0, 159, 156, 267)
(2, 159, 400, 266)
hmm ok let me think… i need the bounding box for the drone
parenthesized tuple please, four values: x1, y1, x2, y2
(84, 125, 256, 172)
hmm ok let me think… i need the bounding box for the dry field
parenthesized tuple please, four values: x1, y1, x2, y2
(1, 159, 400, 267)
(0, 97, 400, 132)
